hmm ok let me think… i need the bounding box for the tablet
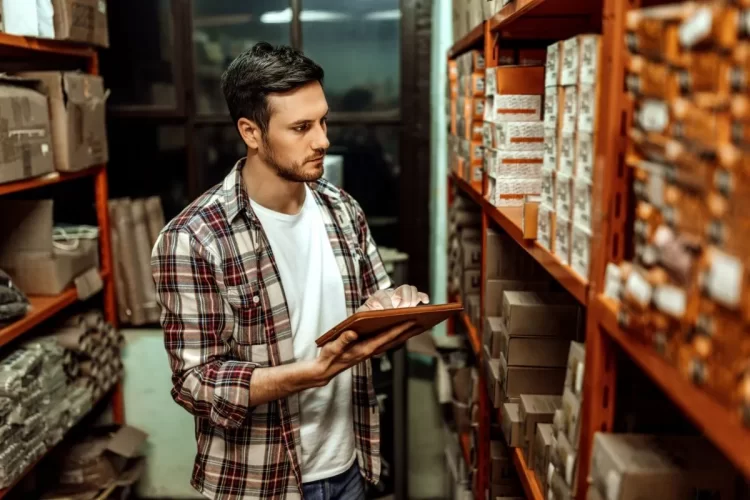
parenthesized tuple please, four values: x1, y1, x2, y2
(315, 302, 464, 346)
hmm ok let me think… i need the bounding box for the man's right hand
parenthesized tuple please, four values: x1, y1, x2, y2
(309, 321, 416, 387)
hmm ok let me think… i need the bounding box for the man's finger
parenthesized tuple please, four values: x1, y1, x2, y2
(327, 330, 358, 354)
(418, 292, 430, 304)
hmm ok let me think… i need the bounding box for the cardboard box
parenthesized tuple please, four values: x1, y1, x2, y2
(465, 293, 481, 327)
(493, 65, 545, 95)
(559, 134, 576, 177)
(493, 121, 545, 151)
(578, 83, 597, 134)
(21, 71, 109, 172)
(500, 352, 566, 399)
(502, 291, 578, 337)
(518, 49, 546, 67)
(494, 150, 543, 179)
(485, 279, 550, 316)
(485, 316, 503, 358)
(562, 388, 582, 448)
(544, 86, 558, 129)
(590, 434, 738, 500)
(0, 76, 55, 184)
(541, 168, 555, 208)
(537, 203, 555, 252)
(502, 402, 523, 447)
(560, 38, 579, 86)
(579, 35, 601, 85)
(565, 341, 586, 394)
(499, 320, 572, 368)
(53, 0, 109, 47)
(52, 425, 147, 495)
(461, 240, 482, 269)
(545, 42, 561, 87)
(552, 431, 577, 487)
(571, 225, 591, 279)
(2, 0, 45, 36)
(573, 178, 592, 229)
(522, 198, 539, 239)
(533, 423, 555, 490)
(555, 215, 572, 265)
(550, 468, 573, 500)
(485, 347, 503, 407)
(543, 128, 557, 171)
(494, 95, 543, 122)
(561, 86, 577, 135)
(519, 394, 562, 446)
(490, 440, 513, 483)
(0, 200, 99, 295)
(575, 132, 594, 183)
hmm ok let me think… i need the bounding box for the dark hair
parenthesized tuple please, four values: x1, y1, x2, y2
(221, 42, 324, 136)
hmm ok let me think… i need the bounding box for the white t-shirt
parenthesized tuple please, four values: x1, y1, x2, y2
(249, 185, 356, 483)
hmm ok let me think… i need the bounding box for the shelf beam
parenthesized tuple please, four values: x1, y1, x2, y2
(0, 33, 97, 58)
(448, 22, 485, 58)
(513, 448, 544, 500)
(0, 166, 103, 196)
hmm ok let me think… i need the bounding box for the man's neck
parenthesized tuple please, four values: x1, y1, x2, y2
(242, 155, 306, 215)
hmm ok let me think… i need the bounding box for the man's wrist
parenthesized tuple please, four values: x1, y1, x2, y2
(293, 359, 329, 390)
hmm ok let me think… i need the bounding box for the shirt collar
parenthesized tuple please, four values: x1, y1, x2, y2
(221, 158, 342, 224)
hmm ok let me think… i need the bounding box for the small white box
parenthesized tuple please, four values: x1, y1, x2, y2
(4, 0, 40, 36)
(575, 133, 594, 183)
(542, 167, 555, 208)
(486, 68, 498, 95)
(560, 38, 579, 86)
(559, 134, 576, 177)
(495, 95, 543, 122)
(538, 204, 554, 252)
(571, 225, 591, 279)
(578, 83, 596, 133)
(483, 122, 494, 149)
(494, 122, 545, 151)
(555, 173, 573, 219)
(544, 87, 558, 129)
(579, 35, 601, 85)
(543, 128, 557, 171)
(555, 216, 572, 265)
(494, 151, 544, 179)
(545, 42, 561, 88)
(484, 95, 496, 122)
(562, 86, 577, 135)
(573, 178, 592, 230)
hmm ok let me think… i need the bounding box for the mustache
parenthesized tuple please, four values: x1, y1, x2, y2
(305, 151, 326, 163)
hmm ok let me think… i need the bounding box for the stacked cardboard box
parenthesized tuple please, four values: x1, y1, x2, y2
(489, 439, 524, 498)
(605, 1, 750, 429)
(484, 66, 545, 207)
(1, 0, 109, 47)
(540, 35, 601, 277)
(449, 50, 486, 192)
(588, 433, 739, 500)
(451, 0, 488, 42)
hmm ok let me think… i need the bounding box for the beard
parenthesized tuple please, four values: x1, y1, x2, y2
(261, 138, 325, 183)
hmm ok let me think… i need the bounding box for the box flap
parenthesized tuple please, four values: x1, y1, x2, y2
(105, 426, 148, 458)
(62, 72, 106, 105)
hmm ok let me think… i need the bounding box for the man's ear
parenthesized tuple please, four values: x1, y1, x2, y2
(238, 118, 262, 150)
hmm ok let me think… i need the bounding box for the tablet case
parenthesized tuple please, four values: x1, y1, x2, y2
(315, 303, 464, 346)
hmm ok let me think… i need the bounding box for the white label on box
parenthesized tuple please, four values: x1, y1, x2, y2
(556, 174, 572, 218)
(625, 270, 652, 307)
(542, 168, 555, 207)
(99, 0, 107, 13)
(572, 225, 590, 279)
(562, 86, 577, 135)
(574, 361, 584, 394)
(579, 36, 599, 85)
(575, 133, 593, 182)
(653, 285, 687, 318)
(545, 42, 560, 87)
(544, 87, 558, 129)
(706, 249, 743, 308)
(555, 216, 571, 264)
(679, 6, 712, 49)
(560, 134, 575, 176)
(606, 471, 622, 500)
(561, 38, 579, 86)
(578, 84, 596, 133)
(573, 178, 591, 229)
(495, 95, 542, 122)
(638, 100, 669, 133)
(486, 68, 497, 95)
(543, 129, 557, 170)
(538, 204, 553, 251)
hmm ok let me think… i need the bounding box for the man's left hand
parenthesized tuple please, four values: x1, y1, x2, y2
(359, 285, 429, 311)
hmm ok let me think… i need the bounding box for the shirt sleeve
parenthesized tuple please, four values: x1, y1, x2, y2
(353, 200, 393, 298)
(151, 228, 255, 429)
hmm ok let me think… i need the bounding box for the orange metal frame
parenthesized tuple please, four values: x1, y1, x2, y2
(0, 33, 123, 499)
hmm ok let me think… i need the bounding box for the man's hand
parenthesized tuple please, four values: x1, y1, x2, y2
(310, 321, 417, 386)
(359, 285, 430, 311)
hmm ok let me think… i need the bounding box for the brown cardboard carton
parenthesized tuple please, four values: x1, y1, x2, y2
(462, 240, 482, 269)
(462, 269, 481, 296)
(485, 316, 503, 358)
(485, 279, 549, 316)
(493, 65, 545, 95)
(519, 394, 562, 445)
(53, 0, 109, 47)
(533, 423, 554, 491)
(564, 341, 586, 394)
(502, 403, 523, 447)
(562, 388, 582, 448)
(485, 345, 503, 407)
(21, 72, 109, 172)
(490, 440, 513, 483)
(499, 320, 571, 368)
(53, 425, 147, 494)
(0, 76, 54, 184)
(502, 291, 579, 337)
(500, 352, 566, 399)
(545, 42, 561, 87)
(0, 200, 99, 295)
(590, 433, 738, 500)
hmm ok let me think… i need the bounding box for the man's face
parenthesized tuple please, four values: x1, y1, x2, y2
(260, 82, 330, 182)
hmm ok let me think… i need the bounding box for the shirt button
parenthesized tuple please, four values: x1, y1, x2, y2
(253, 296, 260, 304)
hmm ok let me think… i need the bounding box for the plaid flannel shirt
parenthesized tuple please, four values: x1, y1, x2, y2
(151, 160, 392, 500)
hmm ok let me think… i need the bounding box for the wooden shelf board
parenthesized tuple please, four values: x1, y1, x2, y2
(488, 0, 601, 32)
(449, 22, 485, 58)
(0, 32, 96, 58)
(0, 383, 118, 499)
(451, 173, 589, 305)
(513, 448, 544, 500)
(0, 270, 110, 349)
(594, 295, 750, 479)
(460, 432, 471, 467)
(0, 166, 103, 197)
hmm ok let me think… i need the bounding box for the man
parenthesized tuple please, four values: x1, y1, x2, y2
(151, 42, 429, 500)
